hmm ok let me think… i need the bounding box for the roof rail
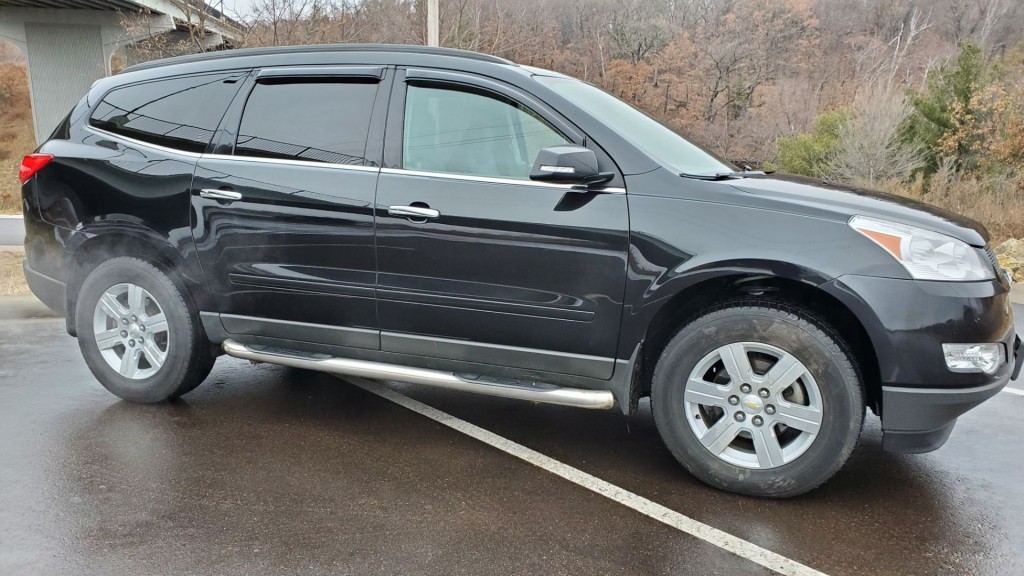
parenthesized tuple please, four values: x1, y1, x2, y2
(123, 44, 514, 73)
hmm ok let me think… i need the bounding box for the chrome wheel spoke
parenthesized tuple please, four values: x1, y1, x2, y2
(751, 426, 786, 468)
(145, 313, 168, 335)
(719, 343, 753, 385)
(119, 348, 142, 378)
(762, 353, 805, 395)
(772, 401, 822, 434)
(127, 284, 145, 314)
(698, 417, 741, 456)
(95, 329, 122, 351)
(98, 292, 126, 319)
(684, 377, 731, 407)
(141, 339, 166, 370)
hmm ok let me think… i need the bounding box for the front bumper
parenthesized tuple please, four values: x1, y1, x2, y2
(823, 274, 1019, 453)
(880, 372, 1011, 453)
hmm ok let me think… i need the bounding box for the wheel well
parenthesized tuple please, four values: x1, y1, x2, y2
(65, 234, 186, 337)
(636, 275, 881, 414)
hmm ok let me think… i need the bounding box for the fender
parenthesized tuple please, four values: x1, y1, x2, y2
(616, 252, 835, 357)
(615, 171, 910, 362)
(62, 217, 213, 336)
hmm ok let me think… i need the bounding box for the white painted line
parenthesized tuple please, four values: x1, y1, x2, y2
(351, 378, 827, 576)
(1003, 386, 1024, 397)
(0, 215, 24, 219)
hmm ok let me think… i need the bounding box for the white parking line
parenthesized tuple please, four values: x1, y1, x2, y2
(1003, 386, 1024, 397)
(0, 215, 24, 219)
(351, 378, 828, 576)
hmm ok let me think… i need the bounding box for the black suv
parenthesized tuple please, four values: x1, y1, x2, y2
(20, 45, 1022, 497)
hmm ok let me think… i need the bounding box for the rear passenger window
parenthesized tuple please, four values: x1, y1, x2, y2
(235, 80, 377, 165)
(90, 72, 244, 153)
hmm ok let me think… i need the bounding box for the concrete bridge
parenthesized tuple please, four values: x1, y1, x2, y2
(0, 0, 241, 144)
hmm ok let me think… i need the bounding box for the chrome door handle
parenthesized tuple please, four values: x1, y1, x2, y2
(388, 205, 440, 219)
(200, 189, 242, 201)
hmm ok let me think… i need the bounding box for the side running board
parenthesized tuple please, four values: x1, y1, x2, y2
(222, 339, 615, 410)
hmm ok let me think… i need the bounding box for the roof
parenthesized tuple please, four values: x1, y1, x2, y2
(123, 44, 515, 73)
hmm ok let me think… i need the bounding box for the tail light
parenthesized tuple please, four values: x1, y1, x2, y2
(19, 153, 54, 184)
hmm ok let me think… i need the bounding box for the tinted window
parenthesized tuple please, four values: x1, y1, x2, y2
(90, 73, 244, 153)
(403, 85, 569, 180)
(235, 80, 377, 165)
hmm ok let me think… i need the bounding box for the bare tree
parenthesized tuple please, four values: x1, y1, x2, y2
(608, 0, 672, 64)
(826, 83, 927, 183)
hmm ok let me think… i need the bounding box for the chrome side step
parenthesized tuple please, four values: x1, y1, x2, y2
(222, 339, 615, 410)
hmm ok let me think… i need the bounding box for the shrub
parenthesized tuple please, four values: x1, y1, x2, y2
(907, 42, 985, 172)
(776, 108, 849, 177)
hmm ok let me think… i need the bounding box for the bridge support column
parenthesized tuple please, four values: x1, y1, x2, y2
(0, 8, 174, 144)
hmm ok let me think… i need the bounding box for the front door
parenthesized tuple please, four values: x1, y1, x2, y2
(374, 70, 629, 379)
(191, 67, 389, 350)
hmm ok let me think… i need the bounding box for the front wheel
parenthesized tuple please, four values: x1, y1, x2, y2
(75, 257, 214, 403)
(651, 300, 864, 498)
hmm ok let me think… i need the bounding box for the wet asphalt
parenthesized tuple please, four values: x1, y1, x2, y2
(0, 302, 1022, 576)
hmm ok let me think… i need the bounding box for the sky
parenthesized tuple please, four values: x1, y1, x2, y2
(216, 0, 258, 20)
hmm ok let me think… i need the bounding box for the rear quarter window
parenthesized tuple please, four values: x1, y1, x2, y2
(89, 72, 246, 153)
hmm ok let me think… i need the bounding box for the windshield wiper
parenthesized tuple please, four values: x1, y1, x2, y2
(680, 170, 766, 181)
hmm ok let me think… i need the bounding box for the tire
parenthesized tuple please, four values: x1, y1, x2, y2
(75, 257, 214, 403)
(651, 299, 864, 498)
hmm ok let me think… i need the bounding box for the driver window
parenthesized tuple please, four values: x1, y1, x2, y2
(402, 84, 569, 180)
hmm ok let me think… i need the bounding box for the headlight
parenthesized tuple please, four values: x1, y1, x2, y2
(849, 216, 994, 281)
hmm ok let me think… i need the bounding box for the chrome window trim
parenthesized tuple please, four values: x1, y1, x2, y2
(84, 127, 381, 173)
(84, 125, 203, 158)
(381, 168, 625, 194)
(84, 125, 624, 187)
(202, 153, 380, 173)
(257, 65, 386, 80)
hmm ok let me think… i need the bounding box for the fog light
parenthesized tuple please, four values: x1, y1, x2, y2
(942, 343, 1005, 374)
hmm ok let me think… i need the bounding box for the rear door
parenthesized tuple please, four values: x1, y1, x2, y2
(374, 69, 629, 379)
(191, 66, 389, 350)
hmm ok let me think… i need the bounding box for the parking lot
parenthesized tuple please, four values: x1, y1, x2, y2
(1, 303, 1022, 575)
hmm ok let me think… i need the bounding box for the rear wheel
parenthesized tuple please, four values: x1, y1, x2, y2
(651, 300, 864, 497)
(76, 257, 214, 403)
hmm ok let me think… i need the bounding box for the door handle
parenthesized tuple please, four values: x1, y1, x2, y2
(388, 205, 440, 220)
(200, 189, 243, 201)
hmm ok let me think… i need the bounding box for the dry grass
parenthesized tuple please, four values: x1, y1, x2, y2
(0, 62, 35, 215)
(872, 171, 1024, 244)
(0, 251, 30, 296)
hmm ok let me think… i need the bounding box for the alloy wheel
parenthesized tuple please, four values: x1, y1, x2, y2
(92, 283, 170, 380)
(683, 342, 823, 469)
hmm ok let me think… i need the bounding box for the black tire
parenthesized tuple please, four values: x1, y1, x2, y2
(651, 299, 864, 498)
(169, 350, 217, 399)
(75, 257, 214, 403)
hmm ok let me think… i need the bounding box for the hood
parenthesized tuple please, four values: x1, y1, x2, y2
(725, 174, 989, 247)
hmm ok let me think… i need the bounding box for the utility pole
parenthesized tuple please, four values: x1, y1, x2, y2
(427, 0, 439, 47)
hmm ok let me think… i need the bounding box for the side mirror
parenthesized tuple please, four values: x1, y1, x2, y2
(530, 145, 614, 188)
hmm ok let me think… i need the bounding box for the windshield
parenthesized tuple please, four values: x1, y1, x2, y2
(535, 76, 736, 176)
